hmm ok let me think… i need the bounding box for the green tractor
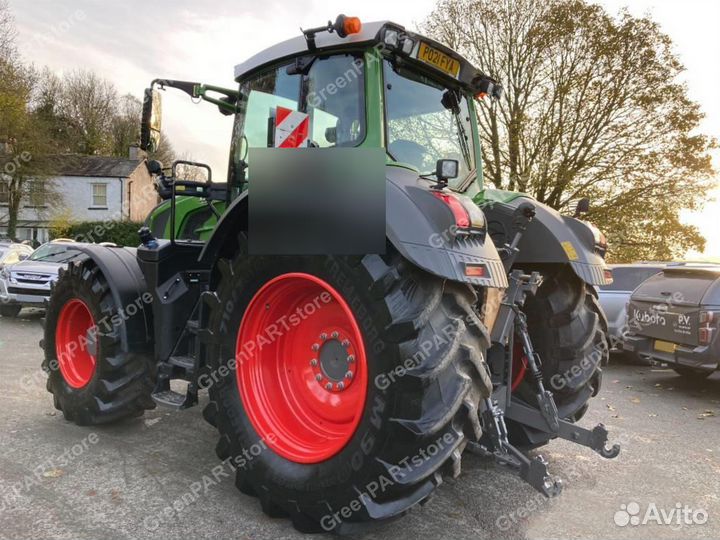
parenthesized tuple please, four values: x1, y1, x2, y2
(43, 16, 618, 532)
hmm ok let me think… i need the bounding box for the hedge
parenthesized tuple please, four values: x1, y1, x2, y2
(50, 220, 144, 247)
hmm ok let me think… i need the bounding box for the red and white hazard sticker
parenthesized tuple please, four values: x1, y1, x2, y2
(274, 106, 309, 148)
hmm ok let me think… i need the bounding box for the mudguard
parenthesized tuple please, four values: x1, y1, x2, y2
(69, 244, 153, 349)
(481, 196, 611, 286)
(199, 166, 508, 289)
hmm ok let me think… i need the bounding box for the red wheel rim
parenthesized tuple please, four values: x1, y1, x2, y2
(236, 273, 368, 463)
(55, 299, 97, 389)
(511, 339, 528, 392)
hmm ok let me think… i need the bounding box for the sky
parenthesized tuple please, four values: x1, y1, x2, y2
(6, 0, 719, 258)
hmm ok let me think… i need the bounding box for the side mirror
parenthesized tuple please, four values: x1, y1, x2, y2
(572, 198, 591, 218)
(18, 254, 29, 261)
(140, 88, 162, 152)
(146, 159, 163, 175)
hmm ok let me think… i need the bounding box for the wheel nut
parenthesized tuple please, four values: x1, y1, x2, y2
(311, 343, 320, 351)
(337, 382, 345, 390)
(331, 331, 339, 339)
(325, 382, 333, 390)
(347, 355, 355, 363)
(310, 359, 318, 367)
(315, 374, 322, 382)
(342, 340, 350, 347)
(320, 333, 327, 340)
(345, 371, 353, 379)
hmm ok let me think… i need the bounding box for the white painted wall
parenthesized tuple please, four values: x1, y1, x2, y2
(17, 175, 125, 223)
(1, 175, 126, 243)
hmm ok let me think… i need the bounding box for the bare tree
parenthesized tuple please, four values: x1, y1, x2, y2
(109, 93, 142, 157)
(0, 0, 17, 62)
(423, 0, 716, 261)
(59, 69, 118, 155)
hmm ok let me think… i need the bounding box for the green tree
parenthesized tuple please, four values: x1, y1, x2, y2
(423, 0, 716, 261)
(0, 3, 61, 239)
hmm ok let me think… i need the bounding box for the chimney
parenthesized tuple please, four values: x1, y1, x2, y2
(129, 145, 146, 161)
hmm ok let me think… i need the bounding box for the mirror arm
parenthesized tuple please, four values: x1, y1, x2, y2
(151, 79, 240, 114)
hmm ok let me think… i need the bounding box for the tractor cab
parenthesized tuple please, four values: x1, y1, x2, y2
(140, 16, 502, 226)
(225, 18, 501, 191)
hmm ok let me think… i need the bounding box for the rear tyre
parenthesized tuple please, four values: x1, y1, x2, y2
(508, 266, 607, 449)
(0, 304, 21, 317)
(43, 257, 155, 425)
(673, 366, 713, 380)
(203, 243, 492, 532)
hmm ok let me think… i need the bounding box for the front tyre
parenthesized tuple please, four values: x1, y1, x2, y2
(43, 257, 155, 425)
(204, 246, 492, 532)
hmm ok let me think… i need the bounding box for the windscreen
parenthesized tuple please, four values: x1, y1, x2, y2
(383, 60, 475, 186)
(29, 244, 82, 263)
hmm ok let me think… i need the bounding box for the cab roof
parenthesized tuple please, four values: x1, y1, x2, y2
(234, 21, 387, 81)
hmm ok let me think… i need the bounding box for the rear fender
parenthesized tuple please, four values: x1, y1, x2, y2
(199, 167, 508, 288)
(482, 197, 611, 286)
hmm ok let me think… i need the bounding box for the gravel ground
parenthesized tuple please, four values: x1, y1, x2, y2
(0, 308, 718, 539)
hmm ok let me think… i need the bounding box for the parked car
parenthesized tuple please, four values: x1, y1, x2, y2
(0, 240, 85, 317)
(597, 263, 668, 351)
(0, 242, 35, 317)
(623, 263, 720, 379)
(0, 242, 34, 268)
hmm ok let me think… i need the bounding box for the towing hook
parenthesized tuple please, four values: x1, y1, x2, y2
(591, 423, 621, 459)
(599, 443, 621, 459)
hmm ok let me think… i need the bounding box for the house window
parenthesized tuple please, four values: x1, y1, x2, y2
(0, 181, 8, 205)
(91, 183, 108, 207)
(27, 180, 47, 207)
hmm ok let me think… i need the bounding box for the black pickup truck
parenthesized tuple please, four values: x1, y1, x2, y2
(623, 263, 720, 378)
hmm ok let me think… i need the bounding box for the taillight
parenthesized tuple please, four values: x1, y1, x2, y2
(699, 327, 714, 345)
(699, 311, 717, 345)
(464, 263, 486, 277)
(431, 192, 471, 229)
(431, 191, 485, 231)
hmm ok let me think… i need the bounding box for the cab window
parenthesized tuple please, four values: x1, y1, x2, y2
(229, 54, 366, 186)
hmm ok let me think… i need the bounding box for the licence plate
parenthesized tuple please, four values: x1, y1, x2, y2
(417, 42, 460, 78)
(654, 340, 677, 353)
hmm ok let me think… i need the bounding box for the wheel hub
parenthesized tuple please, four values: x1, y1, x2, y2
(310, 330, 356, 392)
